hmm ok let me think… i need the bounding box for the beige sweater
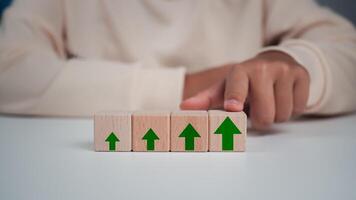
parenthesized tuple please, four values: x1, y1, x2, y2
(0, 0, 356, 116)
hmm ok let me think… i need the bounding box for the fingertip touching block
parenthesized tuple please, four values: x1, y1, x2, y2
(208, 110, 247, 152)
(94, 111, 131, 152)
(170, 111, 208, 152)
(132, 111, 170, 152)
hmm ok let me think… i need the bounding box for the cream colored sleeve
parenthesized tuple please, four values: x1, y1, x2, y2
(0, 0, 185, 117)
(259, 0, 356, 115)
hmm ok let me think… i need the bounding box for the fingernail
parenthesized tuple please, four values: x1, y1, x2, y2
(224, 99, 243, 111)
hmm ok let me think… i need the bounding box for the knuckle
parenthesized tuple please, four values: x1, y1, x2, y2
(251, 62, 271, 79)
(278, 63, 291, 76)
(231, 64, 245, 75)
(294, 66, 310, 79)
(256, 61, 270, 73)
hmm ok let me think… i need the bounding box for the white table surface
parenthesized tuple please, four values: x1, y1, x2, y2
(0, 114, 355, 200)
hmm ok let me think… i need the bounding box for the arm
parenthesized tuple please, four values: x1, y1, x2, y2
(260, 0, 356, 115)
(0, 0, 185, 116)
(181, 0, 356, 129)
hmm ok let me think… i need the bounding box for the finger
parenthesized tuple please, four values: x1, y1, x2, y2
(224, 67, 249, 112)
(250, 76, 275, 130)
(293, 68, 310, 115)
(180, 81, 224, 110)
(274, 77, 294, 122)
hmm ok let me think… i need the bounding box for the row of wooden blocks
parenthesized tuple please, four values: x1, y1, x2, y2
(94, 110, 246, 152)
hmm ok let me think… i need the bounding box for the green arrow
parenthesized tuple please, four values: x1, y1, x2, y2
(105, 132, 120, 151)
(142, 128, 160, 151)
(214, 116, 241, 151)
(179, 123, 201, 151)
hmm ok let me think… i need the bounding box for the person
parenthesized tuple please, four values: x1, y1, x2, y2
(0, 0, 355, 130)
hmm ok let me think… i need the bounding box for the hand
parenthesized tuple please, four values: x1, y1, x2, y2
(181, 51, 310, 130)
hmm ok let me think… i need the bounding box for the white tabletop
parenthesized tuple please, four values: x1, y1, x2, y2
(0, 114, 355, 200)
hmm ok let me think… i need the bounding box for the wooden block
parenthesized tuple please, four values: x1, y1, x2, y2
(132, 111, 170, 152)
(208, 110, 247, 152)
(170, 111, 208, 152)
(94, 111, 131, 152)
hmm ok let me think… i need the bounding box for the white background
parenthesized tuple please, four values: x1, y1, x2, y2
(0, 114, 355, 200)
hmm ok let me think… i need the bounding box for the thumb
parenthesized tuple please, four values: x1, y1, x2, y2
(180, 81, 224, 110)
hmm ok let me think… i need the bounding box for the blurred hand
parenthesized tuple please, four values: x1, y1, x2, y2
(181, 51, 310, 130)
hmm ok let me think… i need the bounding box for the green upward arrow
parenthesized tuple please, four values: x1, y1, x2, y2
(214, 117, 241, 151)
(179, 123, 201, 151)
(142, 128, 159, 151)
(105, 132, 120, 151)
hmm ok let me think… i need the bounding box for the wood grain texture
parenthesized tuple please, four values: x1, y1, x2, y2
(208, 110, 247, 152)
(170, 111, 208, 152)
(132, 111, 170, 152)
(94, 111, 131, 152)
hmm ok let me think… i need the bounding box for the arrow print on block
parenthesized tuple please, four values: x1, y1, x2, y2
(214, 116, 241, 151)
(142, 128, 160, 151)
(105, 132, 120, 151)
(179, 123, 201, 151)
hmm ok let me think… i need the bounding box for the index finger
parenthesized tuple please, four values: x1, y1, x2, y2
(224, 66, 249, 112)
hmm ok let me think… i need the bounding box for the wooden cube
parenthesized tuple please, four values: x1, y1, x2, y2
(94, 111, 131, 152)
(132, 111, 170, 152)
(170, 111, 208, 152)
(208, 110, 247, 152)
